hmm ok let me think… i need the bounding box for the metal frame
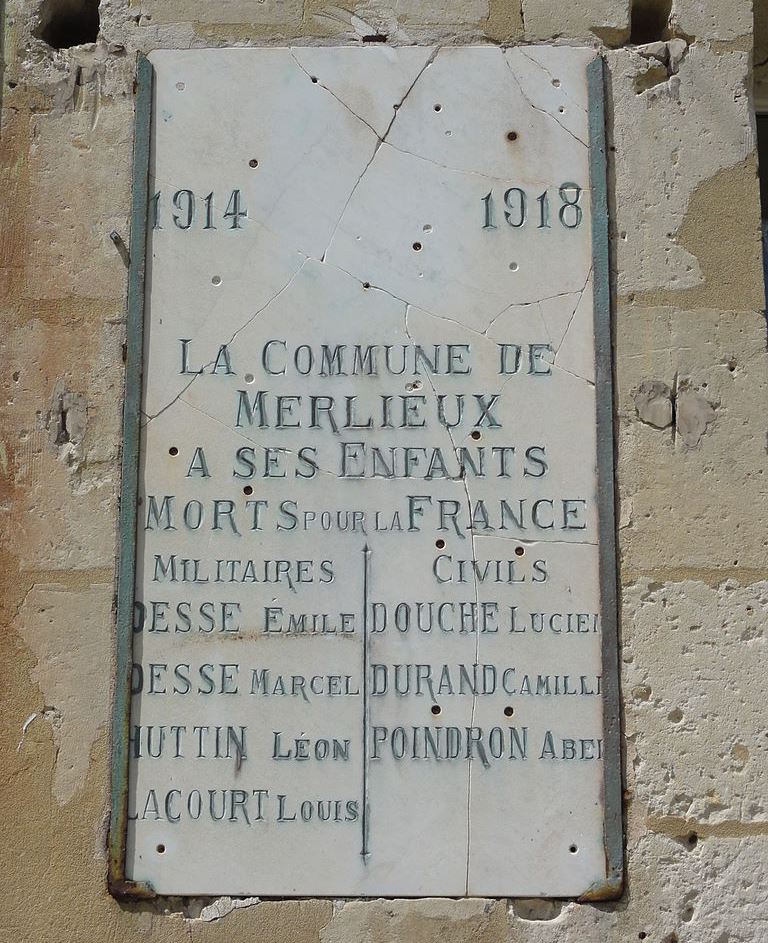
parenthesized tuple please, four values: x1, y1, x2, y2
(583, 54, 624, 900)
(108, 53, 155, 899)
(108, 50, 623, 900)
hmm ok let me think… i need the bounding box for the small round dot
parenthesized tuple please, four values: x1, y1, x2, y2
(558, 106, 565, 113)
(509, 262, 519, 272)
(431, 704, 441, 715)
(423, 224, 433, 233)
(504, 706, 514, 717)
(244, 373, 255, 384)
(569, 844, 578, 854)
(249, 158, 259, 168)
(157, 844, 166, 854)
(435, 538, 446, 549)
(552, 78, 561, 87)
(515, 546, 525, 557)
(243, 485, 254, 496)
(412, 242, 422, 251)
(168, 447, 178, 456)
(507, 131, 518, 141)
(311, 76, 318, 83)
(363, 281, 371, 289)
(175, 82, 185, 91)
(471, 430, 481, 441)
(211, 275, 222, 286)
(445, 130, 452, 137)
(434, 103, 442, 112)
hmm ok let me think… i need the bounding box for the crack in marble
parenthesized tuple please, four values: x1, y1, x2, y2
(503, 53, 588, 149)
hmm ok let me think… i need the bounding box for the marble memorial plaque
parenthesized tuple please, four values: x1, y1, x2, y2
(115, 45, 621, 898)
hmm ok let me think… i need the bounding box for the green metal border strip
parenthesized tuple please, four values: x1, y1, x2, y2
(583, 54, 624, 900)
(108, 53, 156, 899)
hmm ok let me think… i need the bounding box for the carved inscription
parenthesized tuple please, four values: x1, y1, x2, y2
(124, 45, 614, 898)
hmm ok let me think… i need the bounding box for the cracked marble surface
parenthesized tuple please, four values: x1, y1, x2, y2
(128, 45, 608, 898)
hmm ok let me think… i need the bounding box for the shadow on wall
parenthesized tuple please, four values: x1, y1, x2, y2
(34, 0, 100, 49)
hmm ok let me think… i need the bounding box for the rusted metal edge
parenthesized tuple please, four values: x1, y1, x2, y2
(586, 53, 625, 901)
(108, 52, 156, 900)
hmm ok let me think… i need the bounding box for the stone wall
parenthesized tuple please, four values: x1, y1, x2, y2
(1, 0, 766, 940)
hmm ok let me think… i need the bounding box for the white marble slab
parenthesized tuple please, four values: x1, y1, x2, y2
(125, 44, 611, 897)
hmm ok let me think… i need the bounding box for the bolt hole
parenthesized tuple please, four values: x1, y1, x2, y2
(423, 224, 433, 233)
(569, 844, 578, 854)
(211, 275, 222, 286)
(363, 281, 370, 289)
(504, 706, 514, 717)
(243, 485, 254, 496)
(311, 76, 318, 83)
(412, 242, 422, 251)
(431, 704, 441, 715)
(471, 430, 481, 440)
(244, 373, 255, 383)
(168, 447, 178, 456)
(552, 78, 561, 87)
(176, 82, 185, 91)
(509, 262, 519, 271)
(506, 131, 518, 141)
(156, 844, 166, 854)
(435, 538, 446, 549)
(434, 103, 442, 112)
(514, 546, 525, 557)
(558, 106, 565, 113)
(249, 158, 259, 168)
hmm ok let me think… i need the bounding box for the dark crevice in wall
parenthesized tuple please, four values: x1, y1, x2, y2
(629, 0, 672, 44)
(34, 0, 99, 49)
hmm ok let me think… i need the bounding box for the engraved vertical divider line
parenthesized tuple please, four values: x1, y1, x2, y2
(361, 542, 372, 859)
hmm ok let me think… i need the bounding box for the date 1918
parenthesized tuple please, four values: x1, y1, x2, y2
(482, 183, 583, 231)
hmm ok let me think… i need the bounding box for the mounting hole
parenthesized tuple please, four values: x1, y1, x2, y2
(434, 103, 442, 112)
(211, 275, 222, 286)
(244, 373, 255, 384)
(175, 82, 185, 91)
(506, 131, 518, 141)
(412, 242, 422, 251)
(435, 538, 446, 549)
(558, 106, 565, 113)
(509, 262, 519, 272)
(311, 75, 318, 83)
(471, 430, 481, 440)
(514, 546, 525, 557)
(504, 706, 514, 717)
(156, 844, 166, 854)
(249, 158, 259, 168)
(552, 78, 561, 87)
(363, 281, 371, 289)
(569, 844, 578, 854)
(243, 485, 254, 496)
(431, 704, 441, 715)
(168, 446, 178, 456)
(423, 224, 433, 233)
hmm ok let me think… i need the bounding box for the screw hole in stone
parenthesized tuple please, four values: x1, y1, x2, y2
(211, 275, 222, 286)
(423, 224, 433, 233)
(156, 844, 166, 854)
(311, 76, 318, 83)
(168, 447, 178, 456)
(243, 485, 254, 496)
(434, 103, 442, 112)
(506, 131, 518, 141)
(176, 82, 185, 91)
(552, 78, 561, 87)
(244, 373, 255, 384)
(431, 704, 441, 715)
(412, 242, 422, 251)
(569, 844, 578, 854)
(515, 546, 525, 557)
(509, 262, 519, 271)
(435, 538, 446, 549)
(249, 158, 259, 168)
(471, 430, 481, 440)
(504, 706, 514, 717)
(363, 281, 370, 289)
